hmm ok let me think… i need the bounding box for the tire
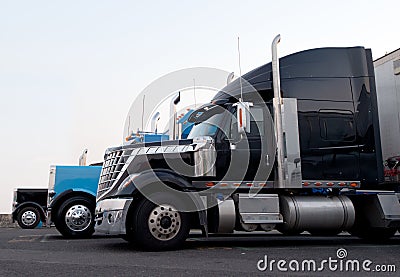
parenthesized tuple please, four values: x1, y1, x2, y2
(17, 206, 41, 229)
(54, 196, 95, 238)
(127, 195, 191, 251)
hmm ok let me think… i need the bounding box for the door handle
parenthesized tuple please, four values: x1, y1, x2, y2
(265, 154, 270, 166)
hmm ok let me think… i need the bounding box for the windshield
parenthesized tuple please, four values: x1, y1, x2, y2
(187, 111, 226, 139)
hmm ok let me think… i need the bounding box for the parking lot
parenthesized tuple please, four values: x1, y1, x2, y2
(0, 228, 398, 276)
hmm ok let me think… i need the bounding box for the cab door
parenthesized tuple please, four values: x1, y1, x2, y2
(217, 104, 274, 181)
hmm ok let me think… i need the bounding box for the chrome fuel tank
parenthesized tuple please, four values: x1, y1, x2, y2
(278, 195, 355, 233)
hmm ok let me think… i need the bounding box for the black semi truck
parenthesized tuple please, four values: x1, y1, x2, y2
(94, 36, 400, 250)
(12, 188, 48, 229)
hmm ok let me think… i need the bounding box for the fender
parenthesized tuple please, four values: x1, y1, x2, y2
(115, 169, 195, 197)
(50, 189, 96, 208)
(116, 169, 206, 222)
(12, 202, 46, 222)
(49, 190, 96, 222)
(71, 188, 96, 197)
(49, 189, 73, 209)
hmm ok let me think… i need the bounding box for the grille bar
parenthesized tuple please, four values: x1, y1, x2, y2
(97, 149, 124, 198)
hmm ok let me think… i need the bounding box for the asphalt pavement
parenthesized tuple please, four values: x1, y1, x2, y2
(0, 228, 399, 276)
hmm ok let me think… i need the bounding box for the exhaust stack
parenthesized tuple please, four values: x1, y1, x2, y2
(271, 34, 285, 188)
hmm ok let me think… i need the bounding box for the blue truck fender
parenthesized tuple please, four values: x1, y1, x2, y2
(49, 189, 96, 221)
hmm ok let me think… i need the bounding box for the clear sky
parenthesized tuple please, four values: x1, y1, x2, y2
(0, 0, 399, 213)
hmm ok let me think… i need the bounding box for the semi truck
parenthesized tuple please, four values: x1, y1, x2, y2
(94, 36, 400, 251)
(12, 188, 48, 229)
(47, 165, 102, 238)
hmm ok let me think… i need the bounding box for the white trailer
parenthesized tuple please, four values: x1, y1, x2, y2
(374, 48, 400, 162)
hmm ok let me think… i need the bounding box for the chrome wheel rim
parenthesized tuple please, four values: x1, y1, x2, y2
(21, 210, 37, 226)
(65, 204, 92, 231)
(148, 204, 181, 241)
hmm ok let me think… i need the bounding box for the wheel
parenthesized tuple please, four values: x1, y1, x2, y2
(54, 196, 95, 238)
(127, 195, 191, 251)
(17, 206, 41, 229)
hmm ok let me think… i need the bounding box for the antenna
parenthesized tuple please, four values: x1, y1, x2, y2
(127, 115, 131, 136)
(141, 94, 145, 131)
(237, 36, 243, 101)
(193, 78, 197, 109)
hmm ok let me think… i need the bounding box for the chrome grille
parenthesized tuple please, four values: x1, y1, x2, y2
(97, 149, 124, 198)
(96, 141, 195, 199)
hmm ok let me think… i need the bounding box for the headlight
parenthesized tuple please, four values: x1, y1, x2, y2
(117, 174, 139, 192)
(48, 189, 56, 198)
(48, 189, 56, 206)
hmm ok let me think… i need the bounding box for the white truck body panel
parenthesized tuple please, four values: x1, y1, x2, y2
(374, 49, 400, 162)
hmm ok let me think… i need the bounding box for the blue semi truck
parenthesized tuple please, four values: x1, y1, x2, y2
(47, 165, 102, 238)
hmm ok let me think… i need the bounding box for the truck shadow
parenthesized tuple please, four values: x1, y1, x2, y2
(183, 233, 400, 249)
(100, 233, 400, 252)
(49, 234, 120, 240)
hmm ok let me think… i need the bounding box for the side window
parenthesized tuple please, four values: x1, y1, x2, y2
(319, 110, 355, 141)
(230, 106, 264, 140)
(248, 107, 264, 138)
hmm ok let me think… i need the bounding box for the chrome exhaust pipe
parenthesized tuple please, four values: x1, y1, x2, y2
(150, 112, 160, 133)
(271, 34, 285, 188)
(169, 92, 180, 140)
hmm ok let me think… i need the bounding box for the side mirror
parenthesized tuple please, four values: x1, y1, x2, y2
(234, 102, 252, 134)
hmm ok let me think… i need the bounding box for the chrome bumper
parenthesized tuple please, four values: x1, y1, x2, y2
(94, 198, 133, 235)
